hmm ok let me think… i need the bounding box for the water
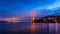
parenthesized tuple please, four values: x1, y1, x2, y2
(0, 22, 60, 34)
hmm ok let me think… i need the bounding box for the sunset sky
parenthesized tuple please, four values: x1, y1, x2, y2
(0, 0, 60, 18)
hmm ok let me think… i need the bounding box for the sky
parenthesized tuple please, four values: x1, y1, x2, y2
(0, 0, 60, 18)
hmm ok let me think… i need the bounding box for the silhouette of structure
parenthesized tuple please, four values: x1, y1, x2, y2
(34, 16, 60, 23)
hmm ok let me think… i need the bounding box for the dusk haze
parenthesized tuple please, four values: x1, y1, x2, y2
(0, 0, 60, 34)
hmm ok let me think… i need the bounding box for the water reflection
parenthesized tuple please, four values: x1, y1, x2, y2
(31, 23, 36, 34)
(49, 23, 55, 34)
(0, 23, 60, 34)
(55, 23, 58, 34)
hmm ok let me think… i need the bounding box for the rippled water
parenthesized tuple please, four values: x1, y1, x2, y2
(0, 23, 60, 34)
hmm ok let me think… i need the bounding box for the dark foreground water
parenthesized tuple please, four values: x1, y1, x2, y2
(0, 22, 60, 34)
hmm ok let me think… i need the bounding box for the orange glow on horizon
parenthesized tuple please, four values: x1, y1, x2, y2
(31, 10, 35, 23)
(5, 17, 18, 23)
(5, 19, 12, 22)
(12, 18, 16, 23)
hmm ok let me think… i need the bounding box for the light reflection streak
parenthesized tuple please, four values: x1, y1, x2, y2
(49, 23, 55, 34)
(49, 23, 58, 34)
(2, 23, 60, 34)
(42, 23, 45, 28)
(42, 23, 45, 32)
(31, 23, 36, 34)
(49, 23, 52, 33)
(55, 23, 58, 34)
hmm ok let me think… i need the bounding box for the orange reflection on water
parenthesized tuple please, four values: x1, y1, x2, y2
(55, 23, 58, 34)
(31, 23, 36, 34)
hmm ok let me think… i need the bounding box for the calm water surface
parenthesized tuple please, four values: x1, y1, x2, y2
(0, 23, 60, 34)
